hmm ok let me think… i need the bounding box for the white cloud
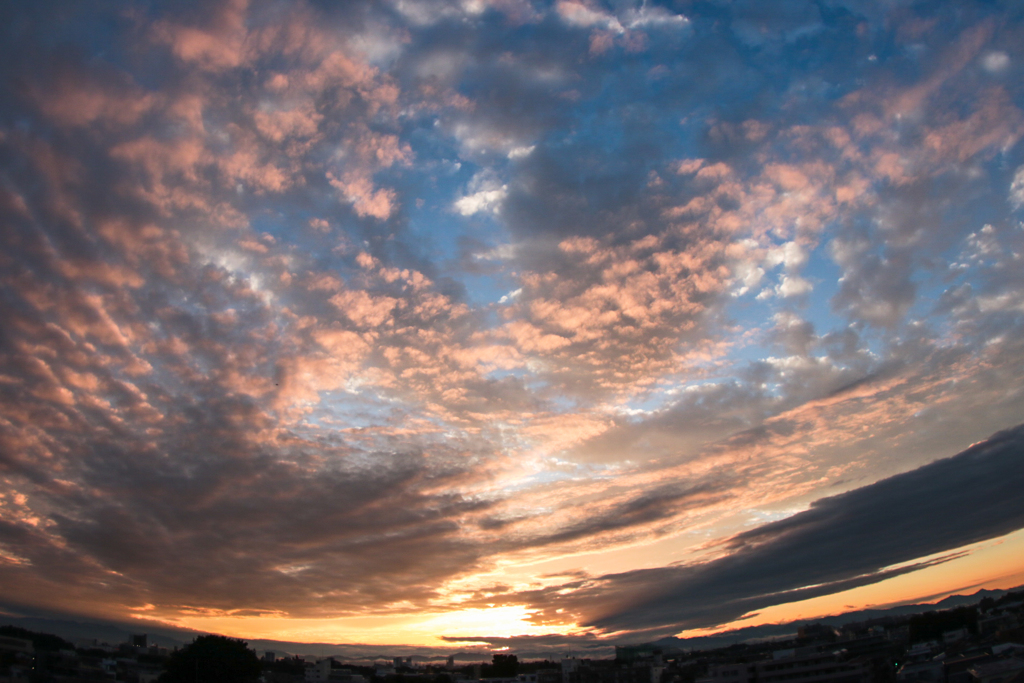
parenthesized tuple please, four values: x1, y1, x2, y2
(622, 3, 689, 30)
(555, 0, 687, 33)
(778, 274, 813, 298)
(451, 120, 526, 156)
(454, 186, 507, 216)
(499, 288, 522, 303)
(390, 0, 490, 26)
(508, 145, 535, 160)
(1010, 165, 1024, 211)
(732, 260, 765, 296)
(982, 51, 1010, 73)
(475, 244, 517, 261)
(977, 290, 1024, 313)
(556, 1, 624, 32)
(766, 241, 808, 271)
(454, 170, 508, 216)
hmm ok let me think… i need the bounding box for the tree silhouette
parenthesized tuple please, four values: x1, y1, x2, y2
(0, 625, 74, 651)
(159, 635, 261, 683)
(908, 607, 978, 642)
(492, 654, 519, 677)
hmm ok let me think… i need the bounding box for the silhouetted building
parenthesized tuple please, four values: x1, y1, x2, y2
(758, 651, 869, 683)
(703, 650, 869, 683)
(967, 658, 1024, 683)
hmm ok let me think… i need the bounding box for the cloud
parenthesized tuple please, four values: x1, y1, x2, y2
(729, 0, 823, 48)
(983, 51, 1010, 73)
(454, 171, 508, 216)
(602, 422, 1024, 632)
(777, 274, 813, 298)
(458, 423, 1024, 637)
(555, 0, 688, 35)
(1011, 166, 1024, 210)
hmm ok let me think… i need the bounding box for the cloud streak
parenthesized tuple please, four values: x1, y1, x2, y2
(442, 423, 1024, 639)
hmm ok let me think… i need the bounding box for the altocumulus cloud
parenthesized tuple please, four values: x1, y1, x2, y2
(0, 0, 1023, 642)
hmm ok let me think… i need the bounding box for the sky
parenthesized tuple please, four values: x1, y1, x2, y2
(1, 0, 1024, 653)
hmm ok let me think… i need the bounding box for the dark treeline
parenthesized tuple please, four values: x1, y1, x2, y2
(908, 606, 978, 643)
(0, 625, 74, 652)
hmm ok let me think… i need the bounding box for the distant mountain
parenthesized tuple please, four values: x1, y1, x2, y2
(0, 613, 197, 649)
(649, 585, 1024, 652)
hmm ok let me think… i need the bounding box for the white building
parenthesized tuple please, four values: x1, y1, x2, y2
(307, 659, 333, 682)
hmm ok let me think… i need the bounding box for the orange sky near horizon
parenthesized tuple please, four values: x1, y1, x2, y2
(678, 528, 1024, 642)
(126, 528, 1024, 650)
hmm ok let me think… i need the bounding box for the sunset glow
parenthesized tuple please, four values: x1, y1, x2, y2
(1, 0, 1024, 654)
(137, 605, 572, 648)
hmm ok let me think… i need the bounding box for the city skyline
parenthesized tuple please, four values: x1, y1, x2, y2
(1, 0, 1024, 649)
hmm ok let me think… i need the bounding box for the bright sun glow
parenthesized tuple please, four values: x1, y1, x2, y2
(138, 605, 579, 648)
